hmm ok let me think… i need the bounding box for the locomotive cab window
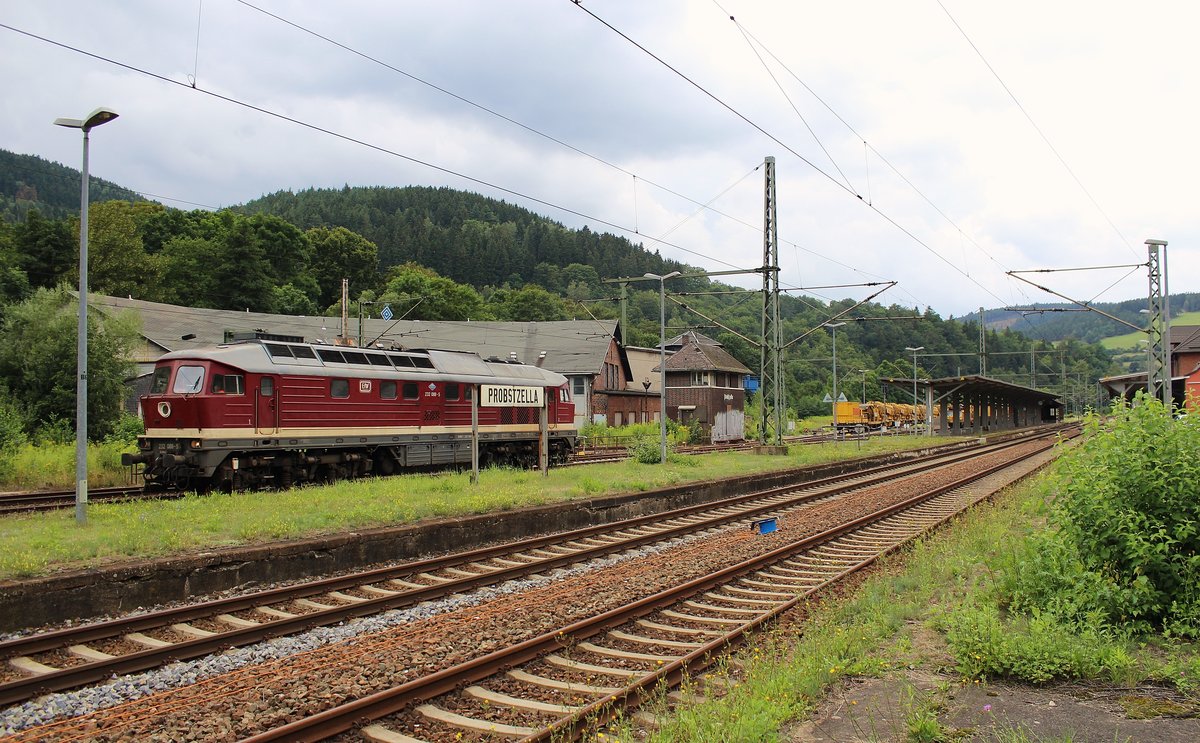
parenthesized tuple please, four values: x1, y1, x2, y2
(173, 365, 205, 394)
(150, 367, 171, 394)
(210, 374, 244, 395)
(445, 383, 460, 401)
(402, 382, 419, 400)
(261, 378, 275, 396)
(380, 380, 397, 400)
(331, 379, 350, 398)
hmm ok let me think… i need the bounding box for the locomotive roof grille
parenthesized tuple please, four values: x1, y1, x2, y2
(265, 341, 435, 369)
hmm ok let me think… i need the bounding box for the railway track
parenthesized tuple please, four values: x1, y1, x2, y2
(0, 427, 1072, 737)
(244, 430, 1066, 742)
(0, 486, 150, 515)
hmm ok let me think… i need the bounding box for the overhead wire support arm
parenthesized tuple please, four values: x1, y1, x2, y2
(781, 282, 897, 350)
(1005, 270, 1144, 333)
(667, 295, 761, 348)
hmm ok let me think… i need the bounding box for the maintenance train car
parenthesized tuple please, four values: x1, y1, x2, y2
(123, 338, 576, 491)
(834, 400, 926, 430)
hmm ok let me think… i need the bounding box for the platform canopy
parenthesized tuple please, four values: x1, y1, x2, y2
(878, 374, 1061, 434)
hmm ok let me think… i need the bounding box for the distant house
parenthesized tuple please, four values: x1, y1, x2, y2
(1100, 324, 1200, 411)
(88, 295, 659, 426)
(658, 331, 751, 442)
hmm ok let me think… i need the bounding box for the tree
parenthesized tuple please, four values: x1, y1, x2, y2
(78, 201, 164, 300)
(212, 217, 276, 312)
(0, 221, 30, 308)
(487, 285, 568, 321)
(0, 285, 139, 439)
(11, 209, 74, 289)
(380, 264, 484, 321)
(307, 226, 379, 308)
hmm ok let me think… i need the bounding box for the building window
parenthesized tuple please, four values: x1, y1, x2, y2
(690, 371, 710, 386)
(572, 376, 587, 398)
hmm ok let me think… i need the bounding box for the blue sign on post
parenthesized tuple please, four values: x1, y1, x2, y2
(380, 304, 393, 321)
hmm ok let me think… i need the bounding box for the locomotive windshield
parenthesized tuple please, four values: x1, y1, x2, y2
(172, 365, 205, 394)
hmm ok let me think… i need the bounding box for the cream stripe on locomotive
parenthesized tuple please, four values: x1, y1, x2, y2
(142, 424, 575, 439)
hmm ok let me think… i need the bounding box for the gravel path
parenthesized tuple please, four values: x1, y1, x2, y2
(1, 441, 1049, 741)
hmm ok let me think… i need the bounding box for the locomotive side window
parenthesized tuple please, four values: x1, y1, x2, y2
(367, 354, 392, 367)
(150, 367, 171, 394)
(173, 365, 205, 394)
(389, 354, 415, 367)
(261, 378, 275, 396)
(318, 348, 346, 364)
(412, 357, 435, 369)
(380, 381, 397, 399)
(402, 382, 419, 400)
(331, 379, 350, 398)
(445, 383, 460, 401)
(560, 388, 570, 402)
(210, 374, 245, 395)
(291, 345, 317, 359)
(464, 386, 473, 400)
(341, 351, 368, 365)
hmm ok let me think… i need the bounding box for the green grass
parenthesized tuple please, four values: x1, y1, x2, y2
(614, 465, 1200, 743)
(1101, 310, 1200, 350)
(0, 440, 136, 491)
(0, 434, 951, 580)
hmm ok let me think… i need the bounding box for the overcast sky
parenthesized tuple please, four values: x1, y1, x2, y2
(2, 1, 1195, 320)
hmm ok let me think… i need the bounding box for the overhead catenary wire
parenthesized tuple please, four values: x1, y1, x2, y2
(714, 2, 1039, 314)
(233, 1, 905, 301)
(569, 2, 1018, 314)
(935, 0, 1137, 259)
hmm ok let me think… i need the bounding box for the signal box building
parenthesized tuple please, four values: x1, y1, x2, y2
(658, 331, 751, 442)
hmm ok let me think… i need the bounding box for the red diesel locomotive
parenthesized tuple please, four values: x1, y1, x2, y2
(123, 338, 577, 491)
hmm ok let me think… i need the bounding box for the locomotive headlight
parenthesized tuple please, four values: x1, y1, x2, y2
(138, 438, 150, 450)
(190, 439, 202, 449)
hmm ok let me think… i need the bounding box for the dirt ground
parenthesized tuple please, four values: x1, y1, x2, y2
(782, 621, 1200, 742)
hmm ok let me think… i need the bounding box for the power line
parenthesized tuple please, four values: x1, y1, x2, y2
(568, 2, 1017, 313)
(935, 0, 1137, 259)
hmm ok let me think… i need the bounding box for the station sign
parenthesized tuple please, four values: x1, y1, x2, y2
(480, 385, 544, 408)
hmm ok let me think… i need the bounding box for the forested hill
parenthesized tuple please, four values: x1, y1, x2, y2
(240, 186, 681, 289)
(0, 149, 145, 222)
(984, 293, 1200, 343)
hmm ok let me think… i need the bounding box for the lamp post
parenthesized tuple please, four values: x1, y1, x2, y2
(644, 271, 680, 463)
(905, 346, 924, 433)
(827, 322, 845, 428)
(858, 369, 869, 404)
(55, 107, 118, 526)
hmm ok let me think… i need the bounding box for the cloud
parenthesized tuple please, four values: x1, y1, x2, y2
(3, 0, 1196, 319)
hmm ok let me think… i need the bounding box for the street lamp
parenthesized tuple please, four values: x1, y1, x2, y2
(644, 271, 680, 463)
(55, 107, 118, 525)
(827, 322, 846, 428)
(905, 346, 924, 433)
(858, 369, 870, 404)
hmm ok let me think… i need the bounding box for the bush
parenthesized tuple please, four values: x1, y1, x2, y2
(629, 433, 666, 464)
(0, 389, 27, 452)
(106, 412, 145, 445)
(1014, 395, 1200, 635)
